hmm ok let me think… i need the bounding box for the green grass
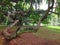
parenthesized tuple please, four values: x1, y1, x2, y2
(0, 26, 6, 30)
(0, 26, 16, 31)
(0, 26, 60, 40)
(47, 26, 60, 29)
(47, 26, 60, 32)
(34, 27, 60, 40)
(0, 25, 60, 32)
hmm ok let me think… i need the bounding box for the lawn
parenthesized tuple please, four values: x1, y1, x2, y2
(0, 26, 60, 40)
(47, 26, 60, 32)
(0, 26, 60, 45)
(34, 26, 60, 40)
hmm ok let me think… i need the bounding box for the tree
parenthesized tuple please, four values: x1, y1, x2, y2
(0, 0, 54, 40)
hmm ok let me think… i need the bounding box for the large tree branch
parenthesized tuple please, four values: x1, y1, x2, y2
(3, 20, 19, 39)
(36, 0, 54, 30)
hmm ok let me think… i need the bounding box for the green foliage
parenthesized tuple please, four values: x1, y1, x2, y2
(0, 0, 59, 26)
(0, 14, 6, 23)
(14, 1, 30, 11)
(42, 15, 51, 24)
(29, 12, 40, 24)
(56, 2, 60, 14)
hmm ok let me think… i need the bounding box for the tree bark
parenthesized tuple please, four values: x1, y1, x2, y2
(3, 20, 19, 39)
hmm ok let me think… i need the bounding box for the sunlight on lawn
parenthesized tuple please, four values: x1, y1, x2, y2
(47, 26, 60, 32)
(47, 26, 60, 29)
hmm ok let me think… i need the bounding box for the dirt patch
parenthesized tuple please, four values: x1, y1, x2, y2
(0, 32, 60, 45)
(9, 33, 60, 45)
